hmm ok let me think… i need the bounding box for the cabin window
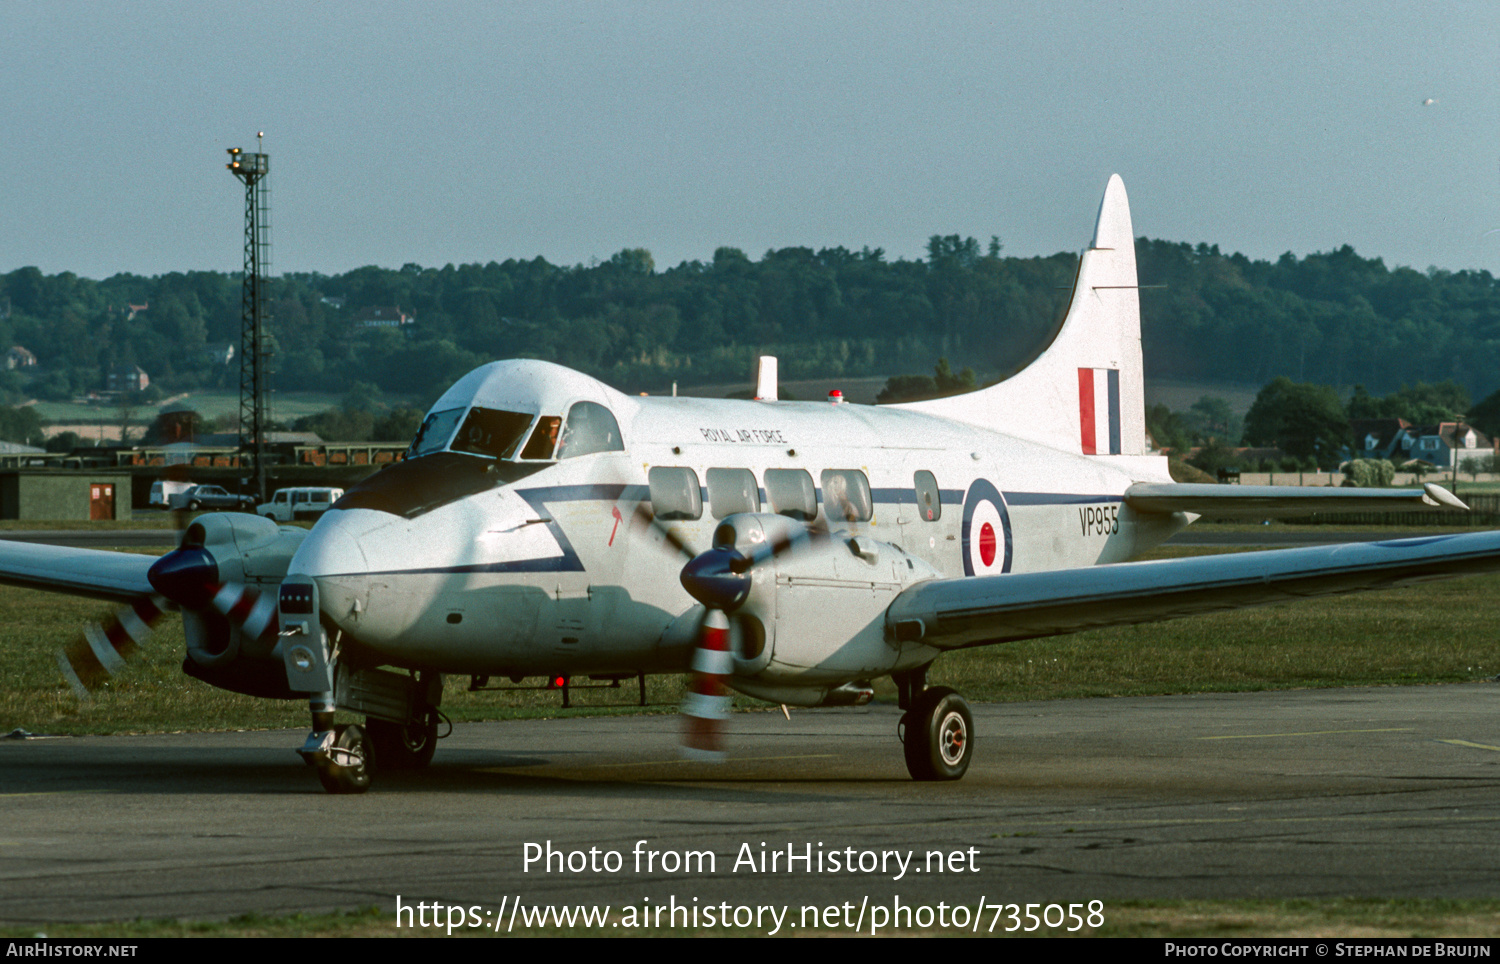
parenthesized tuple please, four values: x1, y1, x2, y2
(706, 468, 760, 518)
(520, 416, 562, 460)
(409, 407, 466, 458)
(764, 468, 817, 521)
(556, 401, 624, 459)
(451, 407, 534, 460)
(649, 466, 703, 521)
(914, 470, 941, 522)
(821, 469, 873, 522)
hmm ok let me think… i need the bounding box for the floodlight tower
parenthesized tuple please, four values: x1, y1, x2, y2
(226, 134, 271, 503)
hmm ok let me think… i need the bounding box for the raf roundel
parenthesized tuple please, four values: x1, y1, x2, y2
(961, 479, 1012, 577)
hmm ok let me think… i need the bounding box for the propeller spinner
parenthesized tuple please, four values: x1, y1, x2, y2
(635, 505, 829, 761)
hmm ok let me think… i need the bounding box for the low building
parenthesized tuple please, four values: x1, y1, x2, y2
(353, 306, 415, 329)
(106, 366, 150, 393)
(0, 470, 132, 520)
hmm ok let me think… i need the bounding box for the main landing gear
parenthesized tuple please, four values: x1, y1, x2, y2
(298, 666, 445, 794)
(366, 710, 440, 770)
(894, 667, 973, 781)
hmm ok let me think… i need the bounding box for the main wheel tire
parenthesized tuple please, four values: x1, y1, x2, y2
(902, 686, 973, 782)
(366, 714, 438, 770)
(317, 723, 371, 794)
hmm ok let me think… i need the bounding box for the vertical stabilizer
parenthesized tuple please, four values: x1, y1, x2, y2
(894, 175, 1146, 457)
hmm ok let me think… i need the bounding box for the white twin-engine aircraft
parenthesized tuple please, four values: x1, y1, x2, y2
(11, 175, 1499, 794)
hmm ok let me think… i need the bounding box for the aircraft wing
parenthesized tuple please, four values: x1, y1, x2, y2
(1124, 482, 1467, 518)
(886, 531, 1500, 650)
(0, 541, 158, 603)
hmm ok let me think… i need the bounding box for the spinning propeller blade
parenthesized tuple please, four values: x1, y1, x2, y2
(636, 499, 840, 760)
(56, 595, 169, 698)
(681, 608, 732, 761)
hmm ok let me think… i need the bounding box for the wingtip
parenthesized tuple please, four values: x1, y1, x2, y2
(1423, 482, 1470, 511)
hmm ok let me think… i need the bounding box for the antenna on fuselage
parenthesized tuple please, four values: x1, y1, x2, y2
(755, 355, 778, 401)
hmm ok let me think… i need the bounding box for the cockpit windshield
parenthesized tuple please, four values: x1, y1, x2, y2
(408, 406, 538, 461)
(451, 408, 534, 460)
(406, 399, 624, 464)
(407, 407, 466, 458)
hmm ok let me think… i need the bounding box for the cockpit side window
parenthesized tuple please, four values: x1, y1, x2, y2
(556, 401, 624, 459)
(520, 415, 562, 460)
(408, 407, 466, 458)
(450, 407, 534, 460)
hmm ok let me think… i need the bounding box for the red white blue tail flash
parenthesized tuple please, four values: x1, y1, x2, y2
(1078, 367, 1122, 455)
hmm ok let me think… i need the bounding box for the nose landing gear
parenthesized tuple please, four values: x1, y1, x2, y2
(315, 723, 372, 794)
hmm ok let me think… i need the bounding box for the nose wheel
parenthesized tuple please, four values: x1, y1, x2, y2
(900, 686, 973, 781)
(315, 723, 371, 794)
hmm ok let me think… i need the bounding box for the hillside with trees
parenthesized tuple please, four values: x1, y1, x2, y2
(3, 237, 1499, 418)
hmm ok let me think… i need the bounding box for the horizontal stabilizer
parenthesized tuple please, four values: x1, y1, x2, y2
(888, 530, 1500, 650)
(1124, 482, 1467, 518)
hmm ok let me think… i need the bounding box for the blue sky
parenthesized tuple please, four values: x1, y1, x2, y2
(3, 1, 1496, 279)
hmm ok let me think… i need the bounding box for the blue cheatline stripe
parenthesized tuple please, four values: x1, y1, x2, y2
(347, 482, 1126, 576)
(1107, 368, 1121, 455)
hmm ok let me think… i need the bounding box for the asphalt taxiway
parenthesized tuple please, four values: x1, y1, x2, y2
(3, 684, 1499, 925)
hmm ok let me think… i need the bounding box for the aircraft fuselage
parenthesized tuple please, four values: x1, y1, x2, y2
(288, 361, 1180, 693)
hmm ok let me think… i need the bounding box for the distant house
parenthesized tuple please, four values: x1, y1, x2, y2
(353, 306, 414, 329)
(126, 303, 149, 321)
(321, 296, 346, 310)
(203, 343, 235, 366)
(106, 366, 150, 393)
(1400, 421, 1492, 469)
(5, 346, 36, 370)
(1349, 418, 1411, 461)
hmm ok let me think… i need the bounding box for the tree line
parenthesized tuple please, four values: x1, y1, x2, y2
(3, 235, 1500, 416)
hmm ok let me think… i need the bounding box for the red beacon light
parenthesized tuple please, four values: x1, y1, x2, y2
(828, 390, 845, 405)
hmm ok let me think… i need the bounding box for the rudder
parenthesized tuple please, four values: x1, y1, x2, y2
(894, 175, 1146, 457)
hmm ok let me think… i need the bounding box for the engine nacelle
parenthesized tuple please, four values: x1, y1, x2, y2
(171, 513, 309, 697)
(707, 514, 944, 699)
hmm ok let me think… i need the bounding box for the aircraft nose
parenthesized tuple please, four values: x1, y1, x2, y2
(288, 511, 373, 579)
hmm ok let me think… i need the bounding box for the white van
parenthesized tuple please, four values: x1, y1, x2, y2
(150, 480, 195, 509)
(258, 487, 345, 522)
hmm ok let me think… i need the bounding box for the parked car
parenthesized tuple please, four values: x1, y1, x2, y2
(258, 486, 345, 522)
(182, 485, 258, 512)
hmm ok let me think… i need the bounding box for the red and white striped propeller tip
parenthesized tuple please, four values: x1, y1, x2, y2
(209, 582, 280, 642)
(56, 596, 166, 698)
(681, 608, 733, 762)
